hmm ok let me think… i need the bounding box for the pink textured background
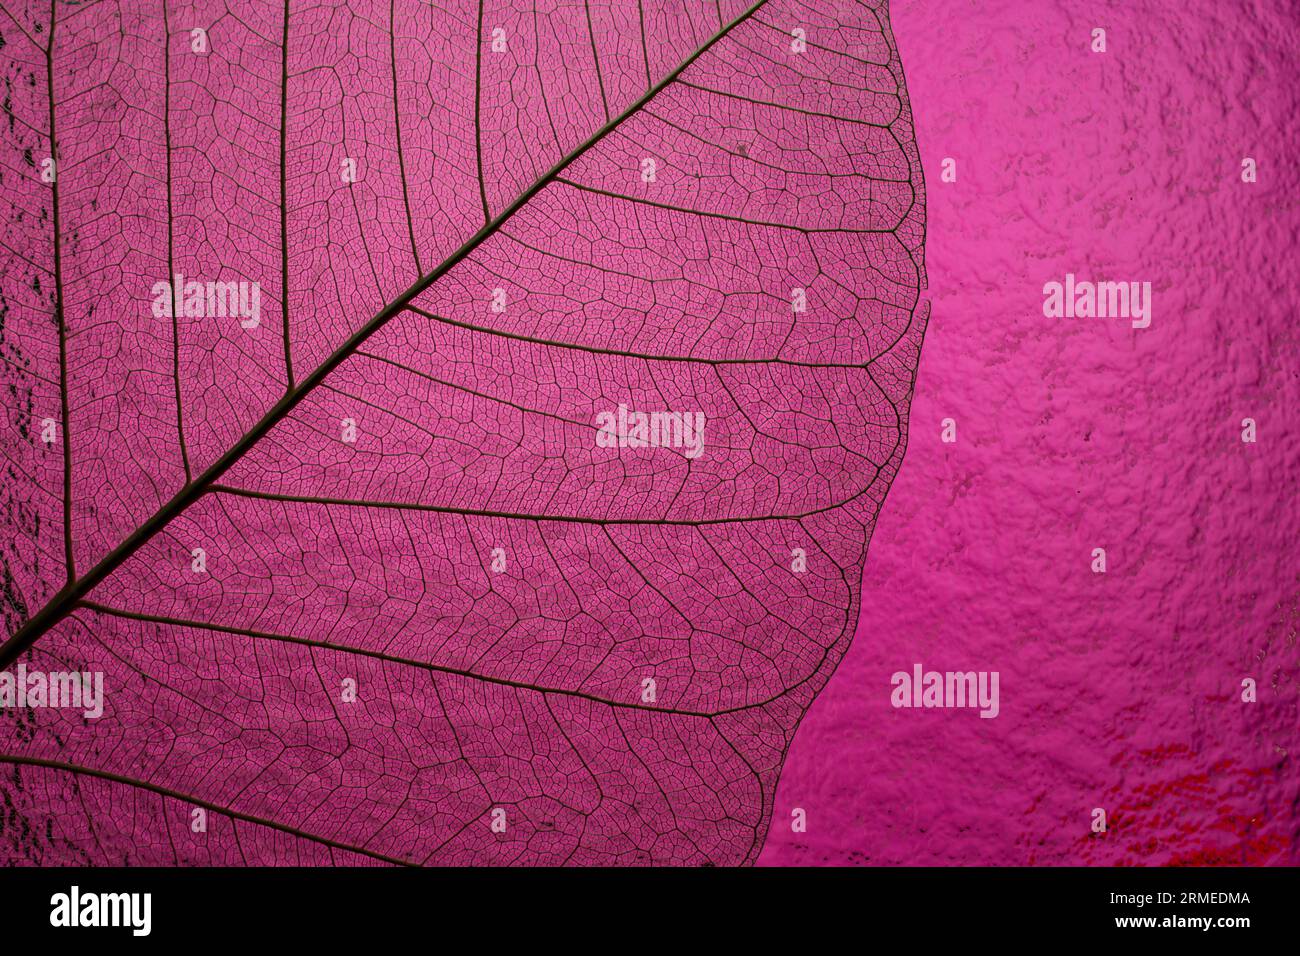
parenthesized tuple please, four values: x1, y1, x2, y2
(761, 0, 1300, 865)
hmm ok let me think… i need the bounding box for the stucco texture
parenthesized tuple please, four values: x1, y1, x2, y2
(760, 0, 1299, 865)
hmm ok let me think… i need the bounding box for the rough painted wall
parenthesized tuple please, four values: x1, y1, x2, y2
(762, 0, 1299, 866)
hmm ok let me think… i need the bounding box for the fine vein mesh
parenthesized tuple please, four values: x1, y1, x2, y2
(0, 0, 926, 865)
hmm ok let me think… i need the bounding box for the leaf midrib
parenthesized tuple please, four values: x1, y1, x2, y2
(0, 0, 771, 671)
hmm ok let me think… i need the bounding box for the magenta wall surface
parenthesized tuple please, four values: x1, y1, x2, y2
(761, 0, 1299, 865)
